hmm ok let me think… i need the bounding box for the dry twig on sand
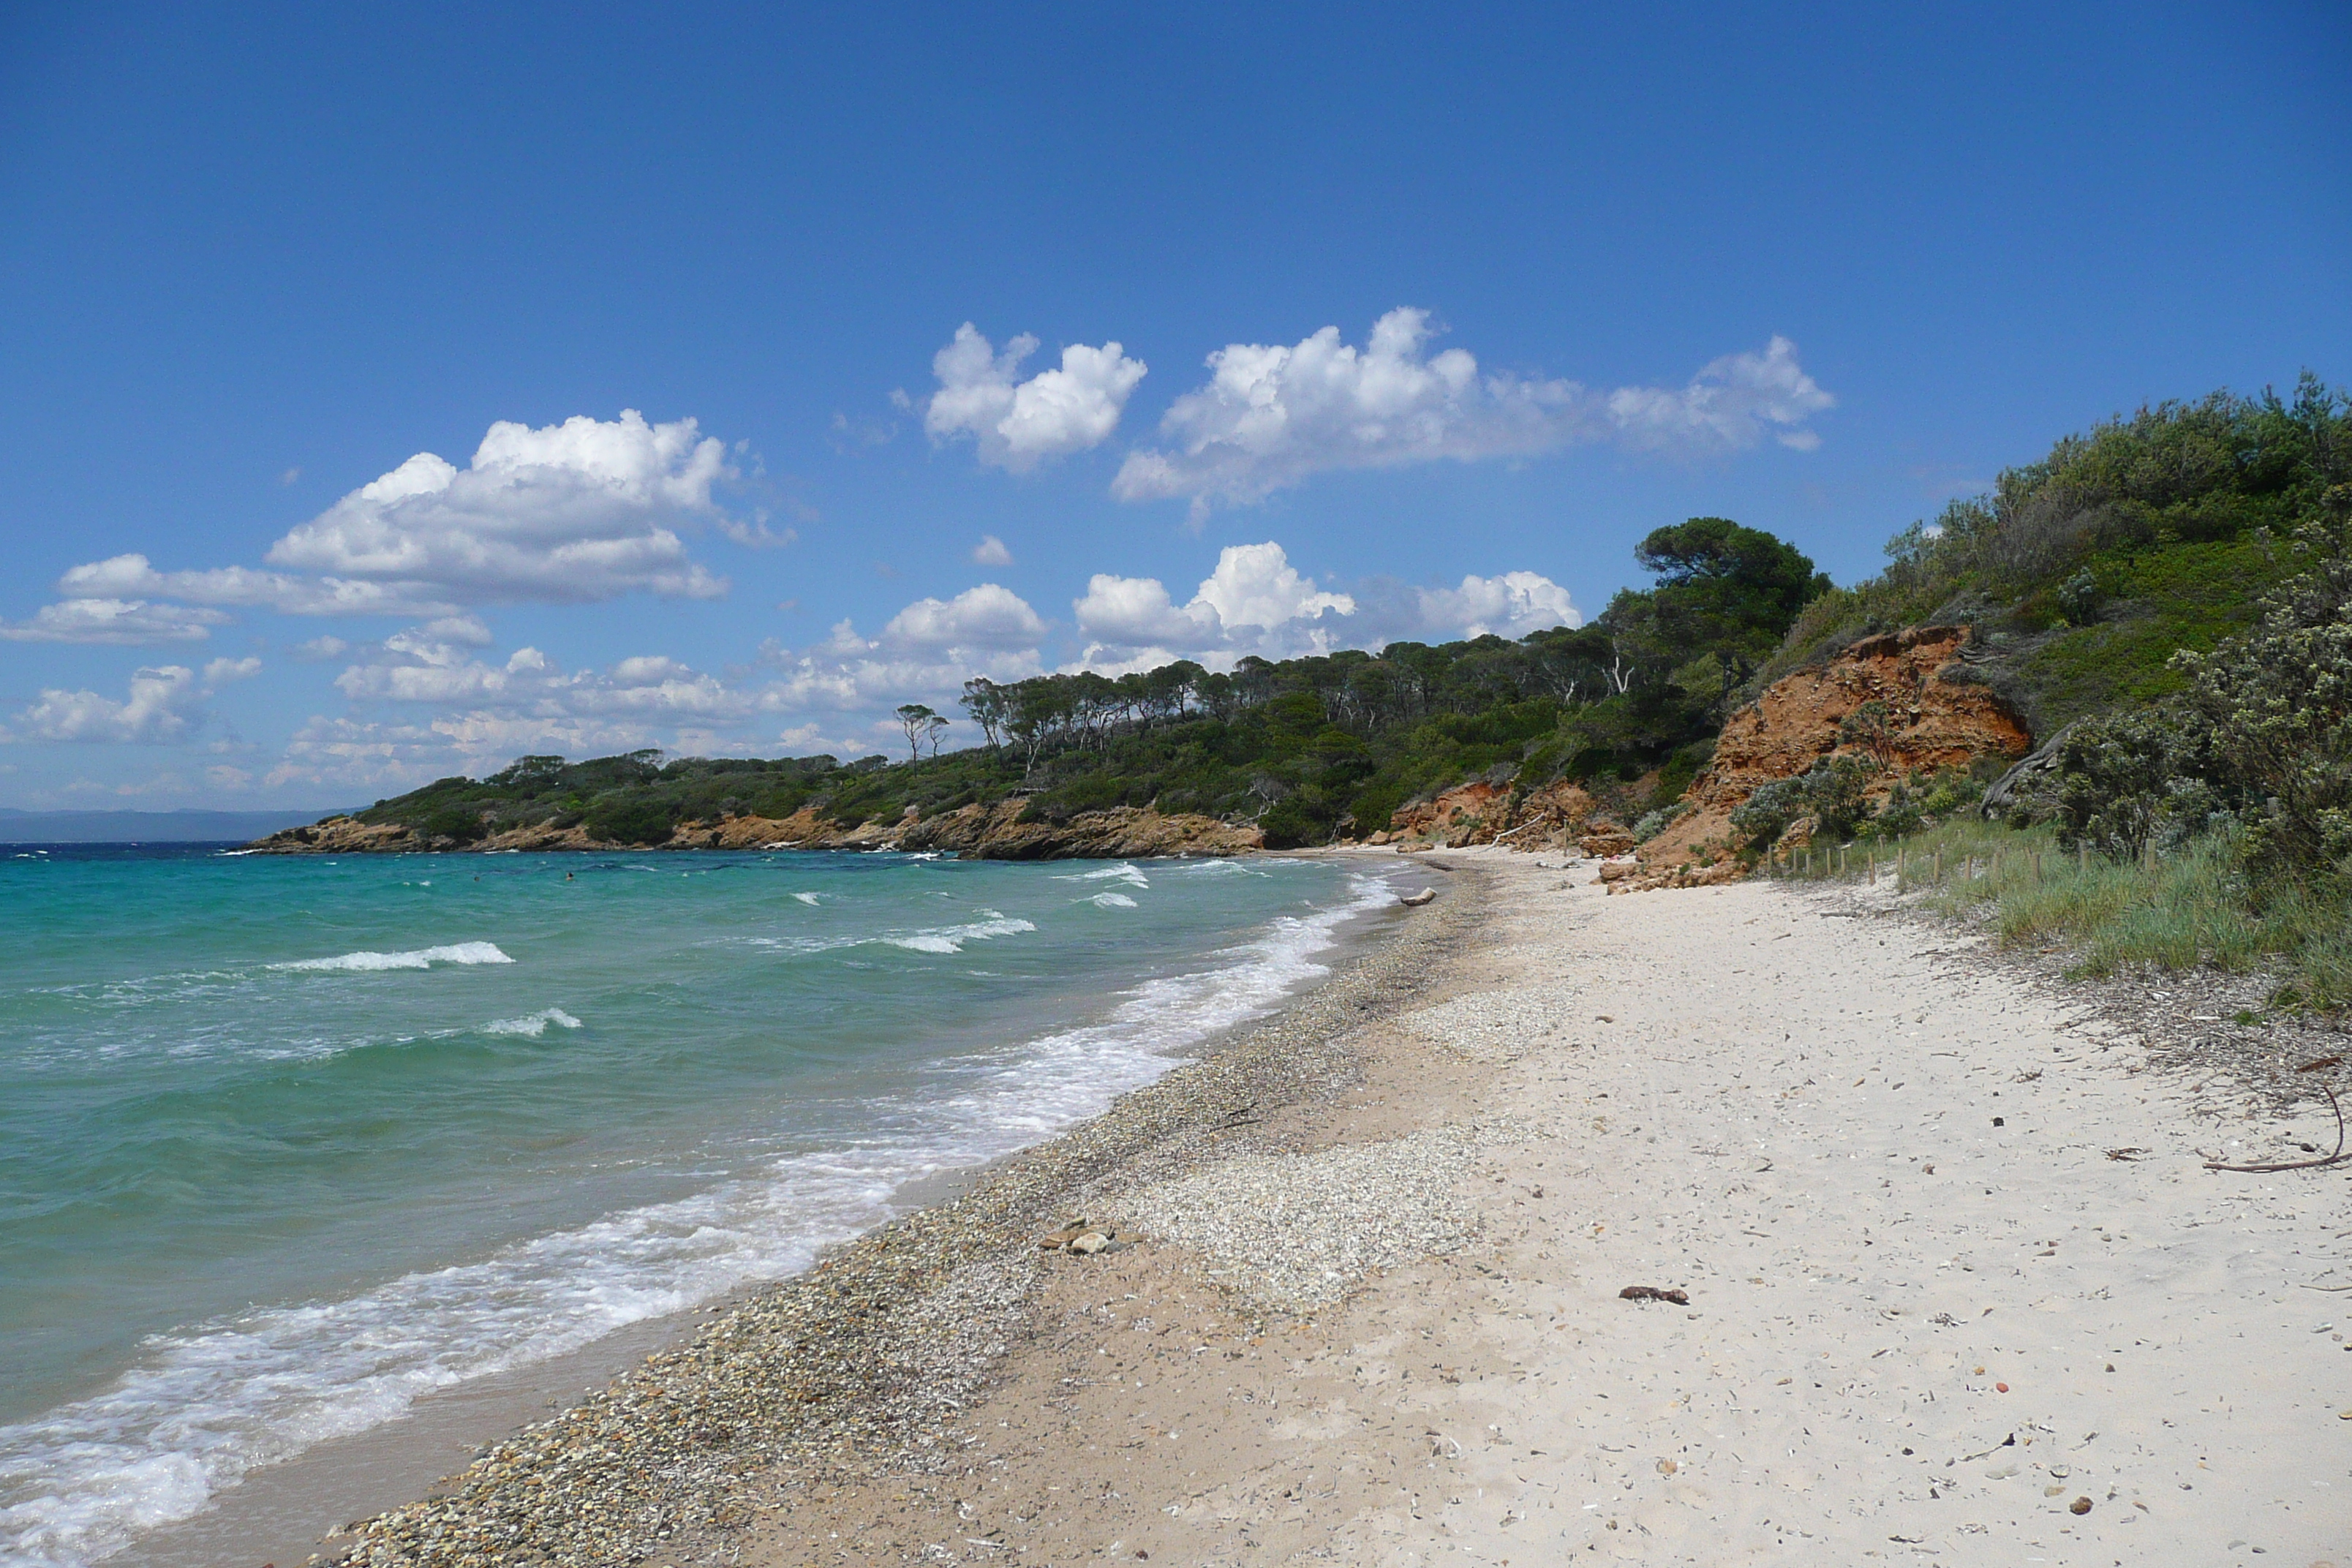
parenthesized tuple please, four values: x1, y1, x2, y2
(2204, 1085, 2348, 1173)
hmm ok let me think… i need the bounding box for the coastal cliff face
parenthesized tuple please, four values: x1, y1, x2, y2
(1376, 778, 1614, 853)
(243, 802, 1263, 859)
(1617, 625, 2032, 892)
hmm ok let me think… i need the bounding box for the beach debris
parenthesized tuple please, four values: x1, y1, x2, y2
(1618, 1286, 1689, 1305)
(2204, 1085, 2348, 1173)
(1039, 1218, 1118, 1253)
(2105, 1147, 2146, 1161)
(1398, 887, 1437, 907)
(2070, 1496, 2093, 1515)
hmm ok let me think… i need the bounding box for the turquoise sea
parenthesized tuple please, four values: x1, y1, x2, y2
(0, 843, 1390, 1567)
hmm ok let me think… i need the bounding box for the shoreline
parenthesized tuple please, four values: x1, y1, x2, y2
(140, 845, 2352, 1565)
(724, 848, 2345, 1565)
(157, 853, 1459, 1568)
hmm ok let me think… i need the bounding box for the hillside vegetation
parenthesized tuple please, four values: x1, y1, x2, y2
(342, 375, 2352, 1003)
(1756, 376, 2347, 733)
(1754, 376, 2352, 1005)
(351, 518, 1833, 850)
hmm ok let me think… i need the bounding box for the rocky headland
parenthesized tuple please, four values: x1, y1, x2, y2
(244, 800, 1263, 860)
(1371, 625, 2035, 894)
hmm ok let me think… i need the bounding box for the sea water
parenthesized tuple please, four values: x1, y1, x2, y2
(0, 844, 1391, 1566)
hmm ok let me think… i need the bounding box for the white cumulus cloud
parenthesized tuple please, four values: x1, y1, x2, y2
(10, 666, 204, 743)
(26, 411, 741, 648)
(1071, 543, 1580, 670)
(203, 656, 263, 687)
(268, 410, 732, 603)
(1112, 309, 1833, 513)
(1414, 571, 1582, 640)
(970, 534, 1014, 566)
(924, 324, 1146, 472)
(881, 584, 1049, 652)
(0, 597, 233, 644)
(1071, 542, 1357, 668)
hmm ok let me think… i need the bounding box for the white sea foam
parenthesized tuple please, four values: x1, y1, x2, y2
(480, 1008, 583, 1038)
(876, 913, 1036, 955)
(271, 942, 513, 973)
(1084, 892, 1139, 908)
(0, 872, 1392, 1568)
(1175, 858, 1265, 876)
(1054, 862, 1150, 889)
(791, 892, 821, 905)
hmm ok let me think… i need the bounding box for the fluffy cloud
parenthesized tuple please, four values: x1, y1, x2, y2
(1112, 309, 1833, 512)
(203, 655, 263, 685)
(326, 624, 747, 720)
(970, 534, 1014, 566)
(924, 324, 1147, 472)
(10, 666, 203, 743)
(264, 630, 781, 792)
(5, 656, 264, 745)
(881, 583, 1049, 652)
(0, 597, 232, 644)
(755, 583, 1052, 720)
(1413, 571, 1582, 640)
(56, 557, 448, 617)
(267, 410, 732, 603)
(1070, 543, 1580, 671)
(20, 412, 739, 649)
(1072, 542, 1357, 668)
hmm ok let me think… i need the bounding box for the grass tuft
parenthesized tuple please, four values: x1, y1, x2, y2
(1768, 817, 2343, 1006)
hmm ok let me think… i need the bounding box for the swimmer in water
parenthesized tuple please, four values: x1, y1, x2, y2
(565, 871, 574, 881)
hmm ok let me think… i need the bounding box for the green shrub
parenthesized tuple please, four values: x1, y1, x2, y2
(584, 799, 675, 845)
(418, 803, 486, 843)
(1258, 797, 1321, 849)
(2175, 519, 2352, 887)
(2054, 708, 2225, 862)
(1730, 755, 1875, 850)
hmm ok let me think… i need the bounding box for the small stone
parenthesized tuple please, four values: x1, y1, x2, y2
(1656, 1458, 1677, 1474)
(2070, 1496, 2093, 1515)
(1068, 1231, 1112, 1255)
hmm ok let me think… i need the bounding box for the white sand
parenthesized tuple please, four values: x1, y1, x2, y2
(747, 849, 2352, 1565)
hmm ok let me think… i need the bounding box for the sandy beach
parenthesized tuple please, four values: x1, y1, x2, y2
(319, 848, 2351, 1567)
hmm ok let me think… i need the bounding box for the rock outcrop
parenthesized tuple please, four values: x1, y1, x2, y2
(243, 816, 423, 853)
(1380, 779, 1607, 851)
(1616, 625, 2032, 892)
(244, 802, 1262, 859)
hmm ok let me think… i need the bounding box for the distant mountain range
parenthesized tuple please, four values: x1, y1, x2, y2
(0, 807, 352, 844)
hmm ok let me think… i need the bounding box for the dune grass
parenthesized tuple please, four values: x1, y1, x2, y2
(1765, 818, 2349, 1009)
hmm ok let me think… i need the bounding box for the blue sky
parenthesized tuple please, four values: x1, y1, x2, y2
(1, 2, 2345, 809)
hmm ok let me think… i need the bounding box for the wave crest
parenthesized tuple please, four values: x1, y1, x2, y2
(271, 942, 513, 973)
(481, 1008, 582, 1038)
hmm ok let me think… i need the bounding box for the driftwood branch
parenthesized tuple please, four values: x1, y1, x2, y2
(2204, 1086, 2348, 1173)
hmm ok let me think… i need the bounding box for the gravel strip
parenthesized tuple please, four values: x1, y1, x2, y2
(317, 866, 1484, 1568)
(1395, 983, 1589, 1063)
(1106, 1123, 1498, 1315)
